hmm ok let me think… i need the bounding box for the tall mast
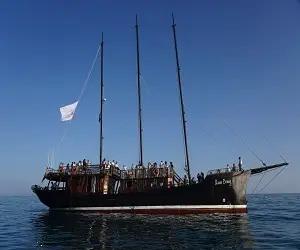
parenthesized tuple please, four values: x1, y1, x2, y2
(99, 33, 104, 164)
(135, 15, 144, 166)
(171, 14, 191, 184)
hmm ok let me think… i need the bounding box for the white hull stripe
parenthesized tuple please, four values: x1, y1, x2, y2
(52, 205, 247, 211)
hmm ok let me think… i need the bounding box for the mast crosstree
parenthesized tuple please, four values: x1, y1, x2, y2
(171, 14, 191, 184)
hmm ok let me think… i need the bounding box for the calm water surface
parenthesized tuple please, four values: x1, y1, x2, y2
(0, 194, 299, 249)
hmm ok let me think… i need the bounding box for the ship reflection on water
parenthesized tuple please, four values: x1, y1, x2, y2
(33, 212, 253, 249)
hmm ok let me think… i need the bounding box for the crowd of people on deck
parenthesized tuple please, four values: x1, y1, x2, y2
(182, 172, 205, 185)
(147, 161, 174, 169)
(53, 159, 176, 176)
(57, 159, 92, 174)
(101, 159, 120, 169)
(136, 161, 174, 177)
(112, 161, 175, 179)
(53, 157, 243, 185)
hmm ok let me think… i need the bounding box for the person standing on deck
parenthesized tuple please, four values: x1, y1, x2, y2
(238, 157, 243, 171)
(197, 173, 201, 183)
(183, 175, 187, 185)
(232, 163, 236, 172)
(201, 172, 204, 180)
(227, 164, 230, 172)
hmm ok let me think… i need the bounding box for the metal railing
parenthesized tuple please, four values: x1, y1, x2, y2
(207, 166, 241, 176)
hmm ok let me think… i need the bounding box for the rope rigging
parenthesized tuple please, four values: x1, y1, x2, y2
(252, 172, 266, 194)
(261, 135, 288, 163)
(257, 165, 288, 193)
(223, 120, 267, 166)
(50, 43, 102, 166)
(77, 43, 102, 103)
(222, 120, 289, 194)
(250, 163, 289, 194)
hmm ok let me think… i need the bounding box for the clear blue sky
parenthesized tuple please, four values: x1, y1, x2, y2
(0, 0, 299, 194)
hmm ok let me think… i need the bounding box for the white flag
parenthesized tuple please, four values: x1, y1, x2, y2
(59, 101, 78, 121)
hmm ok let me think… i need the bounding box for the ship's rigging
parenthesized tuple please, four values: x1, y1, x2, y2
(33, 16, 289, 215)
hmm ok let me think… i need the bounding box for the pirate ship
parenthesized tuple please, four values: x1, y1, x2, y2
(32, 16, 288, 214)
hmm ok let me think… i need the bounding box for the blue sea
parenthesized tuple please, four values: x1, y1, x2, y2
(0, 194, 299, 249)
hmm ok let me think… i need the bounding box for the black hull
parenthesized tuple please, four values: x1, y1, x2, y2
(33, 171, 250, 214)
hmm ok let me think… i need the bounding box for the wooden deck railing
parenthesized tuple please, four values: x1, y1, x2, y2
(45, 164, 178, 180)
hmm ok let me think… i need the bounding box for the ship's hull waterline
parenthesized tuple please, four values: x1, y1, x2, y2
(51, 205, 247, 214)
(32, 171, 250, 214)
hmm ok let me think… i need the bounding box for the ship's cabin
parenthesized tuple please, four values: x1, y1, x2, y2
(39, 161, 184, 195)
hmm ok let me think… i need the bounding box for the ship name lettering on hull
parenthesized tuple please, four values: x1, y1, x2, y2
(215, 179, 232, 186)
